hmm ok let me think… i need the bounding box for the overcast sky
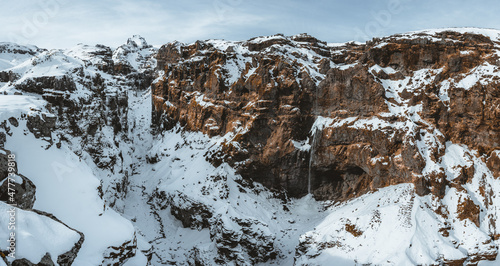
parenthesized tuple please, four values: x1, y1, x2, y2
(1, 0, 499, 48)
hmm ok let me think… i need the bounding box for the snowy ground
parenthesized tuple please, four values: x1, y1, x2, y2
(1, 29, 500, 265)
(3, 121, 498, 262)
(3, 118, 145, 265)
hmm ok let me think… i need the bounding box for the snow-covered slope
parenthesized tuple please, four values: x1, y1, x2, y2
(4, 121, 141, 265)
(0, 29, 499, 265)
(0, 36, 155, 265)
(0, 43, 41, 72)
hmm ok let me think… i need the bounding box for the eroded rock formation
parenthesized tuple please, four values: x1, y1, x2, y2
(152, 31, 500, 204)
(1, 29, 500, 265)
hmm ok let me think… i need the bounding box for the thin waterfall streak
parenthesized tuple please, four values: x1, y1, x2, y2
(308, 86, 319, 195)
(308, 141, 312, 194)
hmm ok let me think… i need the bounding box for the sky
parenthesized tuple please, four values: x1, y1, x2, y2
(1, 0, 499, 48)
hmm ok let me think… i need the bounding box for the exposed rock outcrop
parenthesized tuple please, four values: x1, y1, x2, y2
(26, 112, 56, 139)
(101, 234, 138, 266)
(210, 214, 278, 265)
(2, 29, 500, 265)
(152, 31, 500, 203)
(0, 148, 36, 209)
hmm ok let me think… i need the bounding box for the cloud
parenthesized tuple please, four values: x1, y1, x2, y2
(0, 0, 499, 48)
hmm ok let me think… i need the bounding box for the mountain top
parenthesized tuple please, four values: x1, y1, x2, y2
(0, 28, 499, 265)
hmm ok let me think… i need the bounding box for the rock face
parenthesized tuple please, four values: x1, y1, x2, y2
(148, 30, 500, 264)
(1, 29, 500, 265)
(152, 31, 500, 202)
(152, 34, 329, 197)
(151, 190, 214, 230)
(27, 112, 57, 139)
(0, 37, 153, 265)
(210, 214, 278, 264)
(101, 233, 138, 265)
(0, 172, 36, 209)
(0, 148, 36, 209)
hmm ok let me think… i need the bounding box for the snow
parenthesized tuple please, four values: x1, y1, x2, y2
(289, 50, 500, 264)
(404, 27, 500, 42)
(64, 44, 119, 72)
(127, 35, 150, 49)
(292, 139, 311, 151)
(295, 183, 496, 265)
(5, 122, 137, 265)
(328, 41, 364, 47)
(327, 42, 348, 47)
(456, 63, 498, 90)
(7, 49, 83, 81)
(373, 42, 389, 49)
(337, 63, 357, 70)
(0, 202, 81, 265)
(480, 253, 500, 265)
(1, 29, 500, 265)
(440, 143, 474, 181)
(0, 95, 46, 122)
(370, 64, 396, 74)
(206, 39, 248, 54)
(311, 116, 357, 132)
(244, 66, 257, 79)
(192, 91, 216, 108)
(438, 79, 451, 103)
(108, 104, 498, 265)
(203, 34, 332, 88)
(249, 34, 287, 44)
(105, 117, 332, 264)
(0, 43, 39, 71)
(112, 35, 157, 71)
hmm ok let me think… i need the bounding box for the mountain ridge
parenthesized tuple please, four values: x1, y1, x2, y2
(0, 28, 499, 265)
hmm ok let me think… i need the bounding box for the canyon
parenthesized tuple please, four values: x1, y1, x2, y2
(0, 28, 499, 265)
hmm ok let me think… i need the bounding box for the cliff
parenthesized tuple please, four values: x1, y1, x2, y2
(152, 30, 500, 202)
(0, 28, 499, 265)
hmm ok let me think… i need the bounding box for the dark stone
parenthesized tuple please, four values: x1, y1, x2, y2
(26, 113, 56, 139)
(8, 117, 18, 128)
(0, 173, 36, 209)
(11, 253, 55, 266)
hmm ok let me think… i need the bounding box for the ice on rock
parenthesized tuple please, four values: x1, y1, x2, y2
(127, 35, 150, 49)
(0, 28, 500, 265)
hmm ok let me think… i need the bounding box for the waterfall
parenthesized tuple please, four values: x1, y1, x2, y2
(308, 128, 319, 194)
(308, 85, 319, 195)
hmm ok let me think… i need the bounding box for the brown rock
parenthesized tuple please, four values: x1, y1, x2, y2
(152, 31, 500, 204)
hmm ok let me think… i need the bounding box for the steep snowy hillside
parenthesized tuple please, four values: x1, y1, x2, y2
(0, 28, 499, 265)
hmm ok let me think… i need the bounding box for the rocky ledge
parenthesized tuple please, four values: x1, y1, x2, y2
(152, 30, 500, 202)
